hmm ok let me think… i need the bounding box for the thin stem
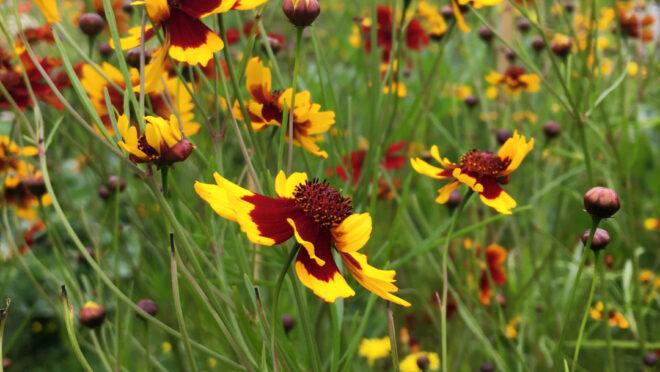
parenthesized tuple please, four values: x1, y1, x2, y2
(161, 167, 169, 196)
(387, 304, 400, 372)
(60, 287, 93, 372)
(0, 299, 10, 372)
(571, 251, 600, 372)
(441, 190, 474, 372)
(286, 27, 304, 172)
(270, 246, 300, 371)
(598, 254, 615, 370)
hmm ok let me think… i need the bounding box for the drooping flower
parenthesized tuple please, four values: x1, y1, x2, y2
(399, 351, 440, 372)
(479, 244, 507, 305)
(117, 114, 194, 166)
(117, 0, 267, 66)
(411, 131, 534, 214)
(194, 171, 411, 306)
(80, 59, 200, 135)
(234, 57, 335, 158)
(358, 337, 391, 366)
(486, 66, 540, 96)
(451, 0, 502, 33)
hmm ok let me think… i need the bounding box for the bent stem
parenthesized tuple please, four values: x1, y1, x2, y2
(270, 246, 301, 370)
(440, 190, 474, 372)
(60, 286, 93, 372)
(571, 250, 600, 372)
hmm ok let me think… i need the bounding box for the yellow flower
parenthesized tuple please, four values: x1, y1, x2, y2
(417, 0, 448, 39)
(117, 114, 194, 166)
(161, 342, 172, 353)
(358, 337, 391, 366)
(505, 316, 521, 339)
(643, 218, 659, 230)
(1, 136, 38, 175)
(454, 85, 473, 100)
(627, 62, 639, 77)
(640, 270, 654, 284)
(486, 66, 540, 96)
(451, 0, 502, 33)
(590, 301, 630, 329)
(400, 351, 440, 372)
(34, 0, 61, 23)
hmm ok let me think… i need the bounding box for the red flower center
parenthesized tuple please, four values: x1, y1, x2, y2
(293, 180, 352, 228)
(460, 150, 510, 178)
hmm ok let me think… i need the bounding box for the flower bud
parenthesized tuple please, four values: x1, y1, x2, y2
(464, 95, 479, 108)
(643, 351, 658, 366)
(551, 34, 572, 58)
(282, 313, 295, 334)
(99, 42, 113, 58)
(126, 48, 151, 68)
(2, 358, 11, 369)
(161, 138, 194, 165)
(446, 190, 462, 209)
(122, 1, 134, 14)
(495, 128, 512, 145)
(440, 5, 454, 19)
(480, 361, 495, 372)
(79, 13, 105, 37)
(478, 27, 494, 43)
(107, 175, 126, 192)
(79, 301, 106, 328)
(282, 0, 320, 28)
(416, 354, 430, 370)
(581, 228, 610, 251)
(98, 184, 111, 200)
(505, 49, 517, 62)
(542, 121, 561, 139)
(516, 19, 531, 33)
(564, 2, 575, 13)
(584, 187, 620, 219)
(137, 299, 158, 317)
(531, 36, 545, 52)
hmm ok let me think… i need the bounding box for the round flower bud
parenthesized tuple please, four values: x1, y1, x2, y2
(551, 34, 572, 58)
(564, 2, 575, 13)
(2, 358, 11, 369)
(446, 190, 462, 209)
(126, 48, 151, 68)
(107, 175, 126, 192)
(23, 176, 47, 197)
(480, 361, 495, 372)
(98, 184, 111, 200)
(581, 228, 610, 251)
(464, 95, 479, 108)
(505, 49, 517, 62)
(531, 36, 545, 52)
(542, 121, 561, 139)
(282, 313, 295, 334)
(416, 354, 430, 370)
(643, 352, 658, 366)
(516, 19, 531, 33)
(79, 301, 106, 328)
(137, 299, 158, 316)
(440, 5, 454, 19)
(583, 187, 620, 219)
(79, 13, 105, 37)
(478, 27, 494, 43)
(99, 42, 113, 58)
(495, 128, 513, 145)
(161, 138, 194, 165)
(282, 0, 320, 28)
(122, 1, 134, 14)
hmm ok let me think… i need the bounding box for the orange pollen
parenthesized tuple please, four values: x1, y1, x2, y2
(293, 180, 352, 228)
(459, 150, 510, 177)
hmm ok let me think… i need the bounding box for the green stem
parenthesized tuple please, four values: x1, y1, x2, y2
(285, 27, 304, 172)
(440, 190, 474, 372)
(270, 246, 300, 370)
(571, 251, 600, 372)
(60, 287, 93, 372)
(598, 254, 615, 370)
(0, 299, 10, 372)
(161, 167, 169, 196)
(387, 304, 400, 372)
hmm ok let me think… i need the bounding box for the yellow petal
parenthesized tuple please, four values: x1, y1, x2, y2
(332, 213, 372, 253)
(274, 171, 308, 198)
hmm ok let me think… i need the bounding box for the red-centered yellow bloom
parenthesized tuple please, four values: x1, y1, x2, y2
(590, 301, 630, 329)
(417, 0, 447, 40)
(411, 131, 534, 214)
(486, 66, 540, 95)
(34, 0, 61, 23)
(194, 171, 411, 306)
(358, 337, 391, 366)
(117, 114, 194, 166)
(1, 136, 38, 174)
(80, 58, 200, 136)
(121, 0, 266, 66)
(234, 57, 335, 158)
(3, 161, 51, 221)
(400, 351, 440, 372)
(451, 0, 502, 32)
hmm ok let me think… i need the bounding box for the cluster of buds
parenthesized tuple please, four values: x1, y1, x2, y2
(580, 187, 620, 252)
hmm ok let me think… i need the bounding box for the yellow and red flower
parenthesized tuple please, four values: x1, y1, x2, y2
(234, 57, 335, 158)
(590, 301, 630, 329)
(399, 351, 440, 372)
(451, 0, 502, 33)
(1, 136, 39, 175)
(478, 244, 507, 305)
(194, 171, 411, 306)
(486, 66, 540, 96)
(616, 1, 655, 43)
(3, 161, 51, 221)
(410, 131, 534, 214)
(119, 0, 267, 66)
(330, 141, 407, 185)
(117, 114, 194, 166)
(416, 0, 447, 40)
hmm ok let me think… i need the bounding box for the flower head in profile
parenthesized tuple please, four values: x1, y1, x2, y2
(486, 66, 540, 96)
(194, 171, 410, 306)
(234, 57, 335, 158)
(451, 0, 502, 33)
(479, 244, 507, 305)
(411, 131, 534, 214)
(116, 0, 267, 66)
(399, 351, 440, 372)
(117, 114, 194, 166)
(358, 337, 391, 366)
(3, 161, 51, 221)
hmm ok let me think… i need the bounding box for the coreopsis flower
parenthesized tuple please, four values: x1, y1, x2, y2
(117, 0, 267, 66)
(80, 59, 200, 135)
(117, 114, 194, 166)
(234, 57, 335, 158)
(330, 141, 407, 185)
(616, 1, 655, 42)
(410, 131, 534, 214)
(358, 337, 391, 366)
(550, 33, 573, 57)
(399, 351, 440, 372)
(3, 162, 51, 221)
(194, 171, 411, 306)
(0, 49, 68, 111)
(356, 5, 430, 62)
(0, 136, 38, 174)
(644, 218, 660, 230)
(589, 301, 630, 329)
(451, 0, 502, 33)
(416, 0, 448, 40)
(34, 0, 61, 23)
(20, 221, 47, 254)
(479, 244, 507, 305)
(505, 316, 521, 339)
(485, 66, 540, 96)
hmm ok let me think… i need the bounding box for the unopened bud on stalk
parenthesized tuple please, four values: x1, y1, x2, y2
(98, 184, 111, 200)
(416, 354, 430, 370)
(551, 34, 572, 58)
(446, 190, 462, 209)
(107, 175, 126, 192)
(516, 19, 531, 33)
(581, 228, 610, 251)
(2, 358, 11, 369)
(531, 36, 545, 52)
(505, 49, 517, 62)
(440, 5, 454, 19)
(137, 299, 158, 317)
(478, 27, 494, 43)
(79, 13, 105, 37)
(122, 1, 134, 14)
(464, 95, 479, 108)
(564, 2, 575, 13)
(282, 313, 295, 333)
(495, 128, 513, 145)
(79, 301, 106, 328)
(126, 48, 151, 68)
(542, 121, 561, 139)
(282, 0, 320, 28)
(99, 42, 113, 58)
(584, 187, 620, 219)
(643, 352, 658, 366)
(480, 361, 495, 372)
